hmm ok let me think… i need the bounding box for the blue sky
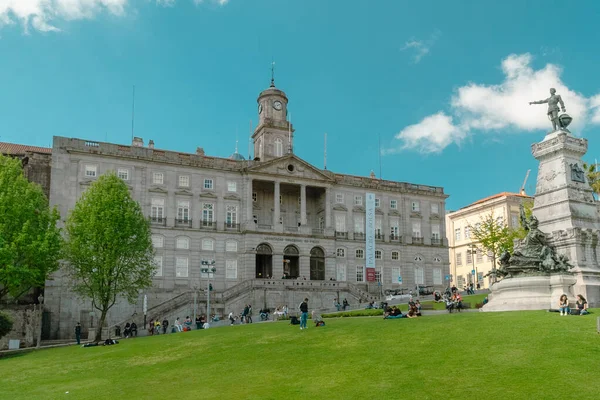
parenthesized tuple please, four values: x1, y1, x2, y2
(2, 0, 600, 210)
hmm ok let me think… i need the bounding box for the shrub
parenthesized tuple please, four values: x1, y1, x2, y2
(322, 309, 384, 318)
(0, 311, 13, 339)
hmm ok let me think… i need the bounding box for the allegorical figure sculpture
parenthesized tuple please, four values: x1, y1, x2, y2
(529, 88, 567, 132)
(498, 204, 572, 277)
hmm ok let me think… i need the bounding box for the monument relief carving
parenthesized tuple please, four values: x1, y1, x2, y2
(570, 163, 585, 183)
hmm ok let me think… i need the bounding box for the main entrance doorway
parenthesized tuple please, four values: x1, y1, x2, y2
(255, 243, 273, 278)
(283, 245, 300, 279)
(309, 247, 325, 280)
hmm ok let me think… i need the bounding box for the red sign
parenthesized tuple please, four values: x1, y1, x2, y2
(366, 268, 376, 282)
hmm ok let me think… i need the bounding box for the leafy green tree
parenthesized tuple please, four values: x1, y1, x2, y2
(0, 155, 62, 301)
(0, 311, 13, 339)
(63, 173, 155, 342)
(468, 212, 520, 283)
(582, 162, 600, 197)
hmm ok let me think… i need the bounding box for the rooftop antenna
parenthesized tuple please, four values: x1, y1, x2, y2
(324, 133, 327, 170)
(270, 60, 275, 87)
(288, 112, 292, 154)
(131, 85, 135, 143)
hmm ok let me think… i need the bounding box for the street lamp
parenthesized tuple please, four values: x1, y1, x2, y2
(36, 294, 44, 349)
(467, 244, 479, 292)
(201, 260, 216, 320)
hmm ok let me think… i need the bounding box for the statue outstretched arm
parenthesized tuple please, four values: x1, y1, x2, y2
(519, 203, 528, 230)
(558, 95, 566, 111)
(529, 98, 548, 105)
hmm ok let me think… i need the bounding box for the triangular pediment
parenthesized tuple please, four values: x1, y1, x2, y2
(247, 154, 334, 182)
(149, 186, 168, 194)
(175, 189, 193, 196)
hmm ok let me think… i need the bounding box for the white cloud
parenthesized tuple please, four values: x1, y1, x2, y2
(401, 31, 440, 63)
(0, 0, 230, 32)
(393, 53, 600, 153)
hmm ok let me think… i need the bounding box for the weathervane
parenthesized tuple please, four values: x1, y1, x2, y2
(270, 61, 275, 87)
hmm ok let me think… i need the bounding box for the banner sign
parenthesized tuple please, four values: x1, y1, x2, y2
(366, 268, 376, 282)
(365, 193, 376, 270)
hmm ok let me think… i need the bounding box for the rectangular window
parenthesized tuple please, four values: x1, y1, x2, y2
(375, 217, 382, 238)
(318, 217, 325, 230)
(375, 269, 381, 283)
(456, 252, 462, 265)
(153, 256, 163, 277)
(466, 251, 472, 264)
(227, 181, 237, 192)
(391, 267, 401, 283)
(455, 228, 461, 241)
(464, 226, 471, 239)
(336, 264, 346, 281)
(175, 257, 188, 278)
(433, 268, 442, 285)
(497, 216, 504, 226)
(204, 179, 213, 189)
(335, 214, 346, 232)
(354, 216, 364, 233)
(177, 200, 190, 222)
(431, 203, 439, 214)
(390, 200, 398, 209)
(356, 266, 364, 282)
(226, 205, 238, 226)
(202, 239, 214, 251)
(336, 248, 345, 257)
(335, 193, 344, 204)
(202, 203, 214, 224)
(414, 267, 424, 285)
(412, 221, 421, 237)
(356, 249, 364, 259)
(431, 224, 440, 239)
(153, 172, 164, 185)
(252, 192, 257, 202)
(226, 241, 238, 252)
(390, 218, 399, 239)
(511, 214, 519, 228)
(391, 251, 399, 260)
(375, 198, 381, 207)
(178, 175, 190, 187)
(151, 198, 165, 221)
(151, 235, 164, 248)
(176, 237, 189, 250)
(117, 168, 129, 180)
(476, 249, 483, 263)
(375, 250, 382, 260)
(85, 165, 97, 177)
(226, 260, 238, 279)
(354, 196, 363, 206)
(411, 201, 420, 212)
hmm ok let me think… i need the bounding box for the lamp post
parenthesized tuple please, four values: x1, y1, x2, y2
(36, 294, 44, 349)
(467, 244, 478, 292)
(201, 260, 216, 320)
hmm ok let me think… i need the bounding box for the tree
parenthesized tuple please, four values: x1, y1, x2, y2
(582, 162, 600, 197)
(0, 311, 13, 340)
(0, 155, 62, 302)
(468, 211, 520, 283)
(63, 173, 155, 342)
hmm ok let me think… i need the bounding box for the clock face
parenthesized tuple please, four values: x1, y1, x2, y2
(258, 104, 263, 114)
(273, 100, 283, 111)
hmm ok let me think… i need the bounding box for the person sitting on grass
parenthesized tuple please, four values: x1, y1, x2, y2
(174, 317, 183, 332)
(575, 295, 589, 315)
(406, 309, 418, 318)
(414, 300, 422, 316)
(312, 310, 325, 327)
(445, 297, 455, 313)
(384, 306, 404, 319)
(558, 294, 570, 316)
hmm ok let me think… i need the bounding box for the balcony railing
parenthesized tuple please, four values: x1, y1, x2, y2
(312, 228, 324, 235)
(257, 224, 273, 230)
(225, 222, 240, 232)
(175, 218, 192, 228)
(150, 216, 166, 226)
(285, 226, 298, 233)
(412, 236, 424, 244)
(431, 237, 442, 246)
(353, 232, 365, 241)
(375, 233, 384, 241)
(335, 231, 348, 239)
(390, 234, 401, 242)
(200, 220, 217, 230)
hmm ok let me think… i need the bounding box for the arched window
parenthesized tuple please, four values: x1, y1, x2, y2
(310, 247, 325, 280)
(256, 243, 273, 255)
(274, 138, 283, 157)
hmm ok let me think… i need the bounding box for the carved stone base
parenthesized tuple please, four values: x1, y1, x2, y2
(481, 274, 577, 312)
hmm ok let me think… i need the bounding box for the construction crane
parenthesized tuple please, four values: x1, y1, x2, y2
(520, 169, 531, 195)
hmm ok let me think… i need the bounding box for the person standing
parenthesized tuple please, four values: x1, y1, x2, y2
(75, 322, 82, 345)
(299, 298, 309, 330)
(162, 318, 169, 334)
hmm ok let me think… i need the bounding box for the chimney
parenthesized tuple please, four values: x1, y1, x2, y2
(196, 147, 205, 156)
(132, 137, 144, 147)
(148, 140, 155, 149)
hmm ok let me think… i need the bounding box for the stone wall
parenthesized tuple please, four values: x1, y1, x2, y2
(0, 305, 40, 350)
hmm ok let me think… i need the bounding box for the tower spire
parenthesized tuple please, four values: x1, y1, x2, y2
(270, 61, 275, 87)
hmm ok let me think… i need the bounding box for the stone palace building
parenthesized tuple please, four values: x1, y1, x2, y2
(44, 80, 450, 339)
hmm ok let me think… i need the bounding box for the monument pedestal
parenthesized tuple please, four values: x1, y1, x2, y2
(530, 130, 600, 306)
(481, 274, 577, 312)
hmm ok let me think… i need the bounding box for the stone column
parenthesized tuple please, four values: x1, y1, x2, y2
(245, 177, 255, 230)
(273, 181, 282, 232)
(324, 187, 334, 236)
(273, 253, 284, 280)
(300, 184, 307, 225)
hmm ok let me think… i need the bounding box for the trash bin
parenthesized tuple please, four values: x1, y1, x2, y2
(115, 325, 121, 337)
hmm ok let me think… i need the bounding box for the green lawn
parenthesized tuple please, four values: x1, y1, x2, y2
(1, 309, 599, 400)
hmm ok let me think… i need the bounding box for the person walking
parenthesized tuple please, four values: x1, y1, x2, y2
(299, 298, 309, 330)
(75, 322, 82, 345)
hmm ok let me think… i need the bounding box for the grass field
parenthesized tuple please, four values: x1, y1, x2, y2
(1, 309, 599, 400)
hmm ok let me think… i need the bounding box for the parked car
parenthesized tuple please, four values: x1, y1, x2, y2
(417, 285, 435, 296)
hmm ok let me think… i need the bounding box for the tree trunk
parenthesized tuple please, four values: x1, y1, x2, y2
(95, 309, 108, 343)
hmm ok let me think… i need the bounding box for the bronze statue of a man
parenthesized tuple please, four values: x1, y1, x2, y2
(529, 88, 566, 132)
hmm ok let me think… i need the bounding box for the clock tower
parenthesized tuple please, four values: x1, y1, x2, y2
(253, 78, 294, 161)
